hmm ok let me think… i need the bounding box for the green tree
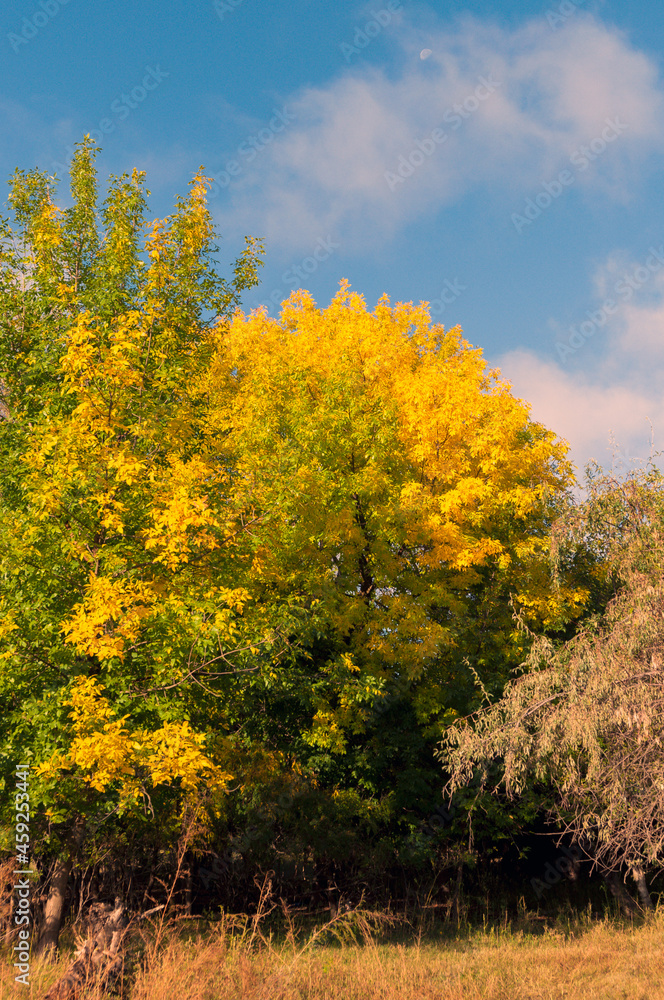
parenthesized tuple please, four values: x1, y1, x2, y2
(202, 284, 589, 746)
(192, 285, 592, 889)
(0, 141, 594, 947)
(0, 138, 290, 952)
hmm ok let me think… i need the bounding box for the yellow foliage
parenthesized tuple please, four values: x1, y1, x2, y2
(62, 575, 155, 661)
(37, 677, 231, 809)
(193, 281, 586, 733)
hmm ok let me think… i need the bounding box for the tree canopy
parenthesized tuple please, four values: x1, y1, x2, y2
(201, 282, 589, 753)
(0, 140, 599, 944)
(439, 466, 664, 901)
(0, 139, 274, 853)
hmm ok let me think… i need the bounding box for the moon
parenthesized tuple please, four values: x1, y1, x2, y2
(420, 48, 432, 60)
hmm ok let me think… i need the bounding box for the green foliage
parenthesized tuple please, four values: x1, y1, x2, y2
(0, 141, 597, 906)
(0, 139, 272, 855)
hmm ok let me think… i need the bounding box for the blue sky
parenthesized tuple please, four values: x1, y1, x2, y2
(4, 0, 664, 477)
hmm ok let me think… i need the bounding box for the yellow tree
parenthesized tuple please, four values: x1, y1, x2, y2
(0, 139, 297, 952)
(0, 141, 590, 937)
(201, 283, 588, 759)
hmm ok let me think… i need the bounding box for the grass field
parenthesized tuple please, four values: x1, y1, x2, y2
(3, 906, 663, 999)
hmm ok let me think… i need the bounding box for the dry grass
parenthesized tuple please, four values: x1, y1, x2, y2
(2, 907, 664, 1000)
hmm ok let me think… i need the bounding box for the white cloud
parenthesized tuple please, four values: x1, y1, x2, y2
(214, 13, 664, 253)
(497, 247, 664, 477)
(498, 348, 661, 476)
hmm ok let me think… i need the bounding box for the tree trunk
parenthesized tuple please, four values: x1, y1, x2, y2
(35, 823, 85, 958)
(184, 860, 193, 916)
(631, 866, 654, 911)
(449, 860, 463, 925)
(43, 899, 126, 1000)
(602, 870, 638, 916)
(34, 856, 71, 958)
